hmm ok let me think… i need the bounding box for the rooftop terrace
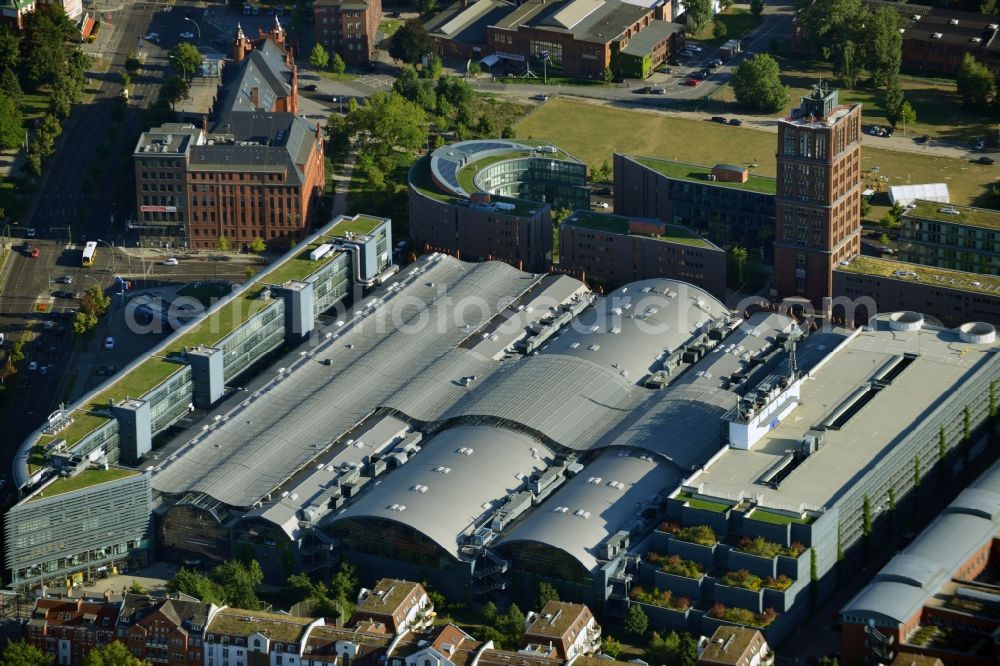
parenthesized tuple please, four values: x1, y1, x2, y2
(208, 609, 312, 642)
(633, 157, 777, 194)
(837, 255, 1000, 296)
(330, 214, 386, 238)
(357, 579, 422, 616)
(27, 468, 140, 503)
(564, 210, 714, 248)
(903, 200, 1000, 231)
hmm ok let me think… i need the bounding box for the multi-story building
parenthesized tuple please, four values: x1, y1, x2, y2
(227, 20, 299, 114)
(558, 210, 726, 298)
(314, 0, 381, 65)
(697, 627, 770, 666)
(25, 595, 120, 665)
(36, 0, 81, 19)
(117, 594, 211, 665)
(897, 201, 1000, 274)
(773, 83, 862, 306)
(841, 458, 1000, 666)
(203, 608, 322, 665)
(484, 0, 678, 79)
(0, 0, 34, 30)
(408, 139, 588, 271)
(521, 601, 601, 660)
(351, 580, 433, 635)
(613, 154, 776, 257)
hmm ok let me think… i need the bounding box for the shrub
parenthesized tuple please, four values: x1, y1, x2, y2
(764, 574, 793, 591)
(660, 555, 704, 579)
(736, 535, 782, 558)
(659, 521, 680, 534)
(675, 524, 716, 546)
(710, 603, 779, 627)
(629, 587, 689, 611)
(720, 569, 763, 591)
(784, 541, 807, 558)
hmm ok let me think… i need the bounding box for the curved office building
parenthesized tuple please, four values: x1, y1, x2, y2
(408, 140, 588, 272)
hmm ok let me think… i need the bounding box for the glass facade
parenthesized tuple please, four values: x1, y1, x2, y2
(312, 252, 351, 316)
(147, 366, 194, 436)
(220, 301, 286, 384)
(475, 158, 589, 211)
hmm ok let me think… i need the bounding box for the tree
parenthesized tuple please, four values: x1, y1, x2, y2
(389, 20, 435, 64)
(884, 75, 904, 127)
(624, 602, 648, 637)
(160, 76, 189, 109)
(835, 39, 859, 89)
(498, 604, 526, 649)
(84, 641, 150, 665)
(347, 91, 427, 161)
(731, 245, 748, 288)
(331, 52, 346, 74)
(602, 636, 623, 659)
(8, 340, 25, 365)
(536, 581, 560, 609)
(167, 567, 224, 604)
(862, 494, 873, 537)
(898, 101, 916, 136)
(482, 601, 499, 624)
(80, 285, 110, 317)
(125, 52, 142, 74)
(0, 639, 53, 666)
(0, 96, 23, 151)
(363, 163, 386, 191)
(168, 42, 203, 80)
(216, 235, 230, 252)
(958, 53, 994, 112)
(750, 0, 764, 17)
(310, 43, 330, 70)
(129, 579, 147, 594)
(250, 236, 266, 254)
(120, 71, 132, 90)
(861, 195, 872, 220)
(416, 0, 439, 14)
(684, 0, 712, 34)
(0, 27, 19, 74)
(0, 67, 23, 107)
(712, 20, 728, 39)
(732, 54, 788, 113)
(212, 559, 264, 610)
(865, 8, 902, 86)
(647, 630, 697, 666)
(983, 0, 998, 13)
(796, 0, 865, 78)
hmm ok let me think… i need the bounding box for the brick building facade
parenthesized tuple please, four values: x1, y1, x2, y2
(314, 0, 381, 65)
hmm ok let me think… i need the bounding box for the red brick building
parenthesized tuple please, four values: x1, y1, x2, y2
(773, 83, 862, 307)
(228, 19, 299, 114)
(314, 0, 381, 65)
(25, 594, 119, 665)
(117, 594, 211, 665)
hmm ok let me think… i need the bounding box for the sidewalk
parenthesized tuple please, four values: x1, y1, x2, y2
(331, 150, 357, 217)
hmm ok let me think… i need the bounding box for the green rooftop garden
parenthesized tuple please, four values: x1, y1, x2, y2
(28, 467, 139, 502)
(736, 535, 807, 559)
(905, 201, 1000, 231)
(837, 255, 1000, 296)
(257, 241, 343, 287)
(676, 490, 733, 512)
(330, 214, 385, 237)
(565, 211, 714, 248)
(408, 157, 454, 203)
(749, 508, 815, 525)
(635, 156, 777, 194)
(629, 586, 691, 611)
(659, 522, 717, 546)
(647, 552, 704, 579)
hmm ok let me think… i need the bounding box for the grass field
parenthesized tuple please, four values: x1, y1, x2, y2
(515, 99, 1000, 207)
(690, 6, 760, 46)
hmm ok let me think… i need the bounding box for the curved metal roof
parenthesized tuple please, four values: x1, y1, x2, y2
(428, 140, 578, 198)
(543, 279, 728, 384)
(327, 425, 553, 559)
(496, 449, 679, 570)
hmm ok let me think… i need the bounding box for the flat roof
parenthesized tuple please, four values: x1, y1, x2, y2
(621, 19, 682, 56)
(836, 255, 1000, 296)
(207, 608, 312, 642)
(331, 214, 387, 238)
(563, 210, 715, 248)
(903, 200, 1000, 231)
(27, 468, 140, 503)
(691, 320, 1000, 510)
(631, 156, 777, 194)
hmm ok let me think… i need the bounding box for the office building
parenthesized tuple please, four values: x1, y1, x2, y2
(558, 210, 726, 298)
(773, 83, 863, 306)
(483, 0, 680, 79)
(841, 458, 1000, 666)
(314, 0, 381, 65)
(613, 154, 777, 257)
(897, 201, 1000, 275)
(408, 139, 588, 271)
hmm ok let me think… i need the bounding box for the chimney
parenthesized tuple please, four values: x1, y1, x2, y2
(250, 87, 260, 108)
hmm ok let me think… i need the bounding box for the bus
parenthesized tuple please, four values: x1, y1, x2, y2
(81, 241, 97, 267)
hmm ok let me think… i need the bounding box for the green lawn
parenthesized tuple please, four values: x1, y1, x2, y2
(677, 491, 733, 512)
(690, 6, 761, 46)
(516, 99, 1000, 207)
(749, 509, 815, 525)
(22, 91, 51, 124)
(635, 156, 777, 194)
(379, 18, 401, 37)
(331, 214, 385, 237)
(29, 467, 139, 502)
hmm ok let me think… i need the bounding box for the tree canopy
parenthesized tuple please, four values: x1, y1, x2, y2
(731, 53, 789, 112)
(168, 42, 203, 79)
(83, 642, 150, 666)
(389, 20, 435, 64)
(309, 43, 330, 69)
(167, 558, 264, 609)
(646, 630, 698, 666)
(0, 640, 53, 666)
(347, 91, 427, 162)
(684, 0, 713, 34)
(865, 7, 902, 86)
(958, 53, 994, 112)
(0, 95, 23, 151)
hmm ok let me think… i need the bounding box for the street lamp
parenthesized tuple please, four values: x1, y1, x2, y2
(169, 54, 188, 82)
(540, 50, 551, 85)
(184, 15, 201, 44)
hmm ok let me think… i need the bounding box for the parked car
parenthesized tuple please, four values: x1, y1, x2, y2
(687, 45, 703, 53)
(42, 321, 54, 330)
(977, 155, 995, 165)
(532, 94, 549, 101)
(104, 336, 115, 350)
(28, 361, 37, 371)
(179, 31, 195, 39)
(40, 365, 48, 375)
(729, 118, 743, 126)
(916, 134, 930, 144)
(58, 275, 73, 284)
(592, 201, 609, 209)
(0, 333, 4, 346)
(683, 79, 701, 86)
(301, 83, 318, 91)
(633, 86, 651, 94)
(143, 32, 159, 41)
(710, 116, 727, 124)
(709, 58, 723, 68)
(649, 87, 666, 94)
(162, 257, 179, 266)
(22, 242, 31, 255)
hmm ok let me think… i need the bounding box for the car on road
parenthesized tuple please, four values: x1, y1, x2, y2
(592, 201, 609, 209)
(683, 79, 701, 86)
(633, 86, 651, 94)
(0, 333, 4, 346)
(28, 361, 37, 371)
(22, 242, 31, 254)
(976, 139, 986, 151)
(163, 257, 179, 266)
(916, 134, 930, 144)
(180, 31, 195, 39)
(42, 321, 54, 330)
(26, 228, 36, 238)
(729, 118, 743, 126)
(532, 94, 549, 101)
(694, 70, 709, 80)
(144, 32, 159, 41)
(104, 336, 115, 350)
(709, 58, 723, 68)
(40, 365, 47, 375)
(53, 290, 76, 299)
(301, 83, 318, 91)
(649, 87, 666, 94)
(977, 155, 995, 165)
(29, 248, 40, 258)
(58, 275, 73, 284)
(710, 116, 727, 124)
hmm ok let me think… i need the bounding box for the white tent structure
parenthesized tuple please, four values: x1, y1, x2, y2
(889, 183, 950, 206)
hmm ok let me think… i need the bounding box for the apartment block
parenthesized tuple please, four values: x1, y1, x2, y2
(898, 201, 1000, 275)
(314, 0, 381, 65)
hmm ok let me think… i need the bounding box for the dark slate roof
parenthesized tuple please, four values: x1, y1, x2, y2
(217, 40, 293, 114)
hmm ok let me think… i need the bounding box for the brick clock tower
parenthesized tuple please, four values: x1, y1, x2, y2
(773, 83, 862, 307)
